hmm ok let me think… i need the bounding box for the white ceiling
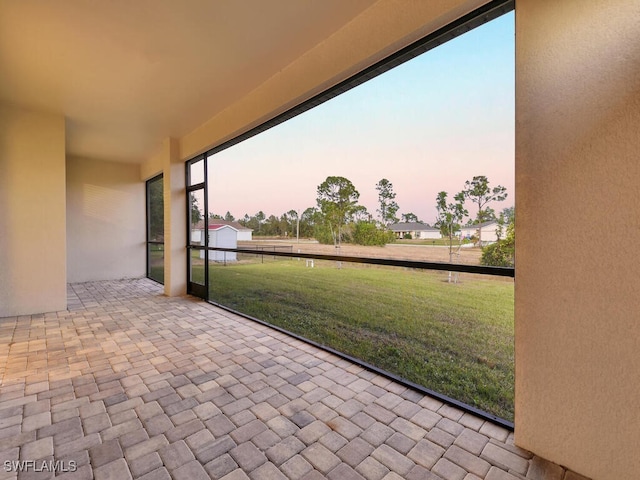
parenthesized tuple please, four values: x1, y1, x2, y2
(0, 0, 376, 162)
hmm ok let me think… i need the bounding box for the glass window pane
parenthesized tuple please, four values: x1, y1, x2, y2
(189, 189, 205, 245)
(188, 158, 205, 186)
(195, 13, 515, 420)
(206, 151, 253, 248)
(147, 244, 164, 283)
(147, 176, 164, 242)
(189, 248, 205, 286)
(146, 174, 164, 285)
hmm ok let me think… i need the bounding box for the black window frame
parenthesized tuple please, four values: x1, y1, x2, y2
(185, 155, 209, 298)
(146, 173, 164, 284)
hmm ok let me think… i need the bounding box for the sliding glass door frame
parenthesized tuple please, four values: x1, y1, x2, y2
(186, 156, 209, 299)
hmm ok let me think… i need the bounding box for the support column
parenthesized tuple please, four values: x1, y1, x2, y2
(162, 138, 187, 297)
(0, 105, 67, 316)
(515, 1, 640, 479)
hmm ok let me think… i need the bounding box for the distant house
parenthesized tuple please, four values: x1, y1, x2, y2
(389, 222, 441, 239)
(459, 220, 502, 244)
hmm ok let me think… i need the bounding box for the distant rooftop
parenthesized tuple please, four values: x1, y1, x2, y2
(389, 222, 438, 232)
(192, 220, 253, 231)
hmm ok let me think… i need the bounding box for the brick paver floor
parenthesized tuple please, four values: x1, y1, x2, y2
(0, 279, 589, 480)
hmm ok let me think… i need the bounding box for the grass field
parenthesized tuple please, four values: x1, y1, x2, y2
(196, 254, 514, 421)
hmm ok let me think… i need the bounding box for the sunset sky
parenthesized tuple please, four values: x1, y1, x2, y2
(206, 11, 514, 224)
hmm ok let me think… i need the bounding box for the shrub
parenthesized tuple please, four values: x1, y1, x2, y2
(314, 223, 352, 245)
(481, 222, 514, 267)
(352, 222, 395, 246)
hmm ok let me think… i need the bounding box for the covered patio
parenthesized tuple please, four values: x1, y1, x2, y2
(1, 279, 582, 480)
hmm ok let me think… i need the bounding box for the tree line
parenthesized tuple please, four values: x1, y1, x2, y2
(191, 174, 514, 265)
(202, 177, 410, 247)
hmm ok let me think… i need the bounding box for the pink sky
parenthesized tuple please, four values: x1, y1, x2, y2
(204, 13, 514, 224)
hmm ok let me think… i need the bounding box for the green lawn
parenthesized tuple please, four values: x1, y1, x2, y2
(197, 256, 514, 421)
(148, 245, 164, 284)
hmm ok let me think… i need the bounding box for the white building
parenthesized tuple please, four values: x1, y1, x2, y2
(389, 222, 441, 239)
(191, 220, 253, 244)
(459, 220, 502, 244)
(195, 224, 238, 262)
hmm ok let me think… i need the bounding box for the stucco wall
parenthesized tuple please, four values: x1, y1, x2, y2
(161, 138, 187, 297)
(0, 105, 67, 317)
(66, 156, 145, 282)
(515, 1, 640, 478)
